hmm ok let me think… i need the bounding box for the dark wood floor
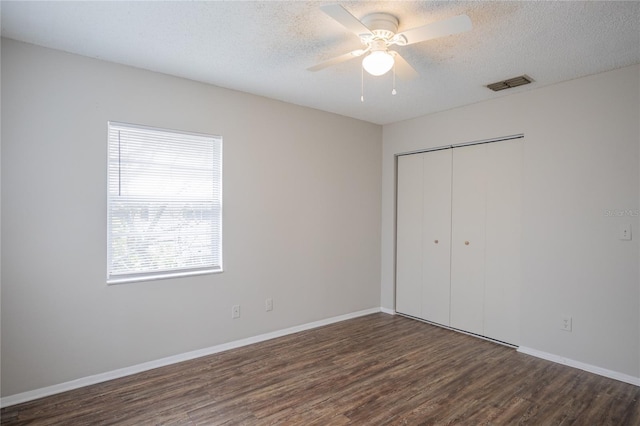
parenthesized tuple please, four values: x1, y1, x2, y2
(2, 313, 639, 425)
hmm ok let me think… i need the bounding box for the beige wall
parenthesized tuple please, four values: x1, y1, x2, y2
(0, 39, 382, 397)
(382, 65, 640, 378)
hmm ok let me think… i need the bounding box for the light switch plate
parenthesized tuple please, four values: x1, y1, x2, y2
(619, 224, 632, 240)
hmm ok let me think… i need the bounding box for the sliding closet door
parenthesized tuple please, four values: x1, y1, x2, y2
(398, 139, 522, 345)
(450, 144, 486, 336)
(484, 140, 522, 344)
(396, 154, 423, 318)
(396, 150, 452, 323)
(421, 149, 452, 325)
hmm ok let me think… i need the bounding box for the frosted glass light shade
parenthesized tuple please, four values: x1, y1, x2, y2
(362, 51, 394, 76)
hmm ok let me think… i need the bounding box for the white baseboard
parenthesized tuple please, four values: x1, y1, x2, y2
(517, 346, 640, 387)
(1, 307, 382, 408)
(12, 310, 634, 409)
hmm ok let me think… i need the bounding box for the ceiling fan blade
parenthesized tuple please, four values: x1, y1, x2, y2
(320, 4, 373, 37)
(392, 52, 419, 80)
(307, 50, 365, 72)
(396, 14, 471, 45)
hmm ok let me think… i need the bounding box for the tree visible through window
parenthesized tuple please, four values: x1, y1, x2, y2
(107, 122, 222, 283)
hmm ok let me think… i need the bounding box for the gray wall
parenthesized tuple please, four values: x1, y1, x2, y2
(382, 65, 640, 378)
(1, 39, 382, 397)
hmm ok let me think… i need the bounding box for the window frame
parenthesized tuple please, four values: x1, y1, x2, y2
(106, 121, 223, 284)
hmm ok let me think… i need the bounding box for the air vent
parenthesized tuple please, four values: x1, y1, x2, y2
(487, 75, 533, 92)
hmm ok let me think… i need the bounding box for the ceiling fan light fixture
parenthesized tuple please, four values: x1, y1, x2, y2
(362, 50, 395, 76)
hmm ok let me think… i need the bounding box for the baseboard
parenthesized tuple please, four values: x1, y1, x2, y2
(380, 307, 396, 315)
(517, 346, 640, 387)
(1, 307, 382, 408)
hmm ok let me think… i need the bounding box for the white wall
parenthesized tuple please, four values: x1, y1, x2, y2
(0, 39, 382, 397)
(382, 65, 640, 378)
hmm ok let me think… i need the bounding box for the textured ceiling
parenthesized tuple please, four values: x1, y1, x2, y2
(2, 1, 639, 125)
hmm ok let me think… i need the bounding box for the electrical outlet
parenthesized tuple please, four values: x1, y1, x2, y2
(265, 298, 273, 312)
(561, 315, 572, 332)
(232, 305, 240, 319)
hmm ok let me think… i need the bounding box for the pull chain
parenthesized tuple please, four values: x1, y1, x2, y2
(392, 63, 397, 95)
(361, 65, 364, 102)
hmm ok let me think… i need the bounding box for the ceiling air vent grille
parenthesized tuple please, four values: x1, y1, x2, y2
(487, 75, 533, 92)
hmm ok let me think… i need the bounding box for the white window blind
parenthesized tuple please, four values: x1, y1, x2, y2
(107, 122, 222, 284)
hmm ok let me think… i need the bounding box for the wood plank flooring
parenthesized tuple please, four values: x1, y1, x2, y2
(2, 313, 639, 425)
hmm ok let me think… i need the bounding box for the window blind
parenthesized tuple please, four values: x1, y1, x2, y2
(107, 122, 222, 283)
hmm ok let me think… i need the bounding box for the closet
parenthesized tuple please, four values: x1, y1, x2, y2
(395, 138, 522, 345)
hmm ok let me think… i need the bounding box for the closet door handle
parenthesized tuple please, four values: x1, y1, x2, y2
(464, 241, 470, 246)
(434, 239, 439, 244)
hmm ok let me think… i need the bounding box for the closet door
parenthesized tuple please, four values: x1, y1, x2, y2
(396, 150, 452, 322)
(421, 149, 452, 325)
(397, 140, 521, 345)
(396, 154, 423, 318)
(484, 140, 522, 344)
(450, 144, 486, 336)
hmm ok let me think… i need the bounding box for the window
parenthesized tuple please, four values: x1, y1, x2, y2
(107, 122, 222, 284)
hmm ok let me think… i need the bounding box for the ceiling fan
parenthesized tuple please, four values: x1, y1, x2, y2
(309, 4, 472, 78)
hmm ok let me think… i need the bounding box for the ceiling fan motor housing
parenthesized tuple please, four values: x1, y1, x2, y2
(360, 13, 399, 41)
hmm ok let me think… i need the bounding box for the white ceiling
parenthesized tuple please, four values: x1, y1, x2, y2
(2, 1, 639, 125)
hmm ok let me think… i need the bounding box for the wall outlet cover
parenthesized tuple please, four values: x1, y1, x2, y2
(232, 305, 240, 319)
(561, 315, 572, 332)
